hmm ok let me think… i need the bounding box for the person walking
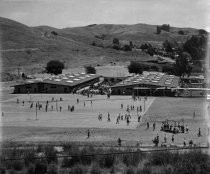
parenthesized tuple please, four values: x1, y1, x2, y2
(198, 128, 201, 137)
(183, 138, 186, 147)
(87, 129, 90, 138)
(117, 138, 122, 146)
(147, 122, 149, 129)
(153, 122, 156, 131)
(171, 135, 174, 144)
(186, 125, 189, 133)
(164, 134, 167, 144)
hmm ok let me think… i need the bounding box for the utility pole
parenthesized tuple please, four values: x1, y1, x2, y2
(17, 64, 21, 77)
(144, 99, 145, 111)
(35, 102, 38, 120)
(56, 100, 58, 112)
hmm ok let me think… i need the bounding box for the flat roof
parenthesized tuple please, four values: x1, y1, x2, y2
(112, 71, 180, 88)
(13, 73, 100, 87)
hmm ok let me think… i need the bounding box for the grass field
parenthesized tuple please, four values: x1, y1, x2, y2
(1, 90, 209, 147)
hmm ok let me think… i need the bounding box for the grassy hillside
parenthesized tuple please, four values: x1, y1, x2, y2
(0, 17, 201, 79)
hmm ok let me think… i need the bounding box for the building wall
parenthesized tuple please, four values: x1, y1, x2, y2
(13, 77, 100, 94)
(111, 84, 176, 96)
(13, 83, 72, 94)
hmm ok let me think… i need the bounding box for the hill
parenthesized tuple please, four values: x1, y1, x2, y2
(0, 17, 202, 80)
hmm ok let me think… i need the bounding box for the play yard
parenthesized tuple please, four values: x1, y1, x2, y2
(0, 91, 209, 147)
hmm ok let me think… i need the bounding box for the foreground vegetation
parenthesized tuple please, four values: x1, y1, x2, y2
(0, 143, 209, 174)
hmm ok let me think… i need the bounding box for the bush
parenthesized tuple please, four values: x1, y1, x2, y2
(34, 162, 47, 174)
(69, 164, 87, 174)
(126, 167, 135, 174)
(51, 31, 58, 36)
(98, 154, 115, 168)
(128, 61, 143, 74)
(47, 163, 58, 174)
(85, 66, 96, 74)
(90, 163, 101, 174)
(178, 30, 185, 35)
(12, 160, 24, 171)
(44, 145, 58, 164)
(0, 168, 6, 174)
(26, 164, 35, 174)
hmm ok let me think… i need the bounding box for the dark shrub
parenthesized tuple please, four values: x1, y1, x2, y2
(26, 164, 35, 174)
(0, 168, 6, 174)
(90, 163, 101, 174)
(69, 164, 87, 174)
(34, 162, 47, 174)
(128, 61, 143, 74)
(12, 160, 24, 171)
(44, 145, 57, 164)
(85, 66, 96, 74)
(98, 154, 115, 168)
(47, 163, 57, 174)
(126, 167, 135, 174)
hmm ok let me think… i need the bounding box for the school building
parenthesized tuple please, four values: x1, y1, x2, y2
(111, 71, 180, 96)
(12, 73, 100, 94)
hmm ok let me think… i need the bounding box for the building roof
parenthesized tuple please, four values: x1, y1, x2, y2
(13, 73, 100, 87)
(112, 71, 180, 88)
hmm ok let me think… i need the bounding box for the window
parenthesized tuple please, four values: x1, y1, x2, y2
(51, 85, 57, 88)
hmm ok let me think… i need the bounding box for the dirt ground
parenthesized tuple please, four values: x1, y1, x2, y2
(0, 89, 209, 147)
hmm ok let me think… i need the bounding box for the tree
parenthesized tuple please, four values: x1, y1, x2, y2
(127, 61, 143, 74)
(174, 52, 191, 77)
(178, 30, 185, 35)
(51, 31, 58, 36)
(112, 38, 120, 50)
(183, 35, 207, 61)
(45, 60, 64, 75)
(163, 40, 173, 52)
(147, 47, 155, 56)
(85, 66, 96, 74)
(198, 29, 207, 35)
(129, 41, 133, 48)
(140, 43, 149, 50)
(161, 24, 170, 32)
(123, 44, 132, 51)
(113, 38, 120, 45)
(156, 26, 161, 34)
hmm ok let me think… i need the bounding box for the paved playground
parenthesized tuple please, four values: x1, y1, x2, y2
(0, 92, 209, 146)
(1, 94, 154, 129)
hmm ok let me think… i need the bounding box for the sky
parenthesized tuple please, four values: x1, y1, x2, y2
(0, 0, 209, 30)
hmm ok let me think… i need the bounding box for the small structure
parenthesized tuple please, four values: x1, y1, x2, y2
(12, 73, 100, 94)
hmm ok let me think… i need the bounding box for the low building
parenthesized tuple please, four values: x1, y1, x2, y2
(12, 73, 100, 94)
(180, 76, 205, 88)
(111, 71, 180, 96)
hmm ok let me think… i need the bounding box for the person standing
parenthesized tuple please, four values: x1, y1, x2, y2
(186, 125, 189, 133)
(87, 129, 90, 138)
(171, 135, 174, 144)
(183, 138, 186, 147)
(153, 122, 156, 131)
(198, 128, 201, 137)
(147, 122, 149, 129)
(193, 110, 196, 118)
(118, 138, 122, 146)
(164, 134, 167, 144)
